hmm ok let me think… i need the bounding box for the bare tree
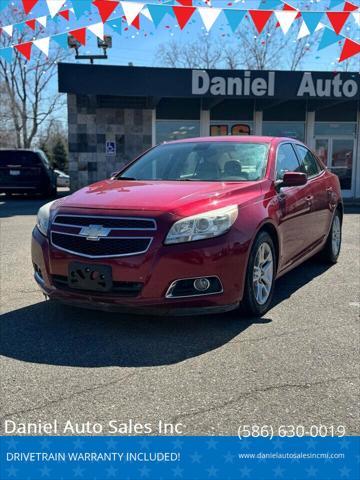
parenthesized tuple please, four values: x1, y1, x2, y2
(0, 8, 67, 148)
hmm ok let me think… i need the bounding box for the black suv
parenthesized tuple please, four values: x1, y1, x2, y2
(0, 149, 57, 197)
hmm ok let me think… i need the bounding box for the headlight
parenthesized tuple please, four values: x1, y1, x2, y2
(165, 205, 238, 245)
(36, 201, 56, 236)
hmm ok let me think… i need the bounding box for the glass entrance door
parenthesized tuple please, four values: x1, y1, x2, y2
(315, 136, 355, 196)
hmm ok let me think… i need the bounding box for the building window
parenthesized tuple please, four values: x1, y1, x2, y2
(210, 121, 253, 136)
(314, 122, 357, 136)
(156, 120, 200, 143)
(262, 122, 305, 141)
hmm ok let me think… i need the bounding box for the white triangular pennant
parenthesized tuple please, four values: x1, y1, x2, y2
(46, 0, 66, 17)
(37, 16, 47, 28)
(297, 21, 310, 39)
(121, 1, 144, 25)
(352, 11, 360, 26)
(275, 10, 298, 34)
(198, 7, 221, 31)
(141, 6, 152, 21)
(315, 22, 325, 32)
(33, 37, 50, 56)
(88, 22, 104, 40)
(2, 25, 13, 37)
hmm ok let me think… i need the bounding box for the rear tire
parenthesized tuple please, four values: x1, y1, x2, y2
(241, 231, 276, 317)
(320, 209, 342, 264)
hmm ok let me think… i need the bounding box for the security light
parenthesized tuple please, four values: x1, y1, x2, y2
(97, 36, 112, 49)
(67, 35, 81, 50)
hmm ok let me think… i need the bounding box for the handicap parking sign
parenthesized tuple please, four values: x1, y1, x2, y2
(106, 141, 116, 155)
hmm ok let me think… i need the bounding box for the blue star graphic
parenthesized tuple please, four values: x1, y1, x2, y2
(40, 438, 52, 449)
(240, 465, 251, 478)
(40, 465, 51, 477)
(139, 465, 150, 477)
(273, 466, 285, 478)
(206, 439, 218, 450)
(172, 439, 184, 449)
(106, 466, 118, 478)
(239, 438, 251, 449)
(339, 466, 351, 478)
(106, 439, 117, 449)
(172, 466, 184, 477)
(306, 466, 318, 478)
(206, 466, 218, 478)
(73, 439, 85, 449)
(273, 438, 284, 450)
(6, 438, 18, 450)
(73, 466, 85, 477)
(190, 451, 202, 463)
(306, 438, 317, 450)
(224, 451, 235, 463)
(139, 438, 150, 449)
(6, 466, 18, 478)
(339, 438, 350, 450)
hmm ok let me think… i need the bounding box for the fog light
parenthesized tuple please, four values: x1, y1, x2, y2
(193, 277, 211, 292)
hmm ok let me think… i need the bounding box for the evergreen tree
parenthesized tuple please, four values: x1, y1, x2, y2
(52, 138, 68, 172)
(39, 142, 53, 166)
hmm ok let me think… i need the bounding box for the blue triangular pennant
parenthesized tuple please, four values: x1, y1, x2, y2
(302, 12, 324, 34)
(224, 9, 246, 32)
(147, 4, 172, 27)
(14, 22, 25, 33)
(72, 0, 92, 20)
(329, 0, 344, 8)
(0, 47, 13, 63)
(53, 33, 69, 50)
(318, 26, 343, 50)
(259, 0, 281, 9)
(106, 17, 122, 34)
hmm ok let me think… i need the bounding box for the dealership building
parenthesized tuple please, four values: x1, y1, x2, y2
(58, 64, 360, 199)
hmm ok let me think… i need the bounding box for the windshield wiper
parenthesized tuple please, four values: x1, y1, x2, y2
(179, 178, 196, 181)
(117, 176, 137, 180)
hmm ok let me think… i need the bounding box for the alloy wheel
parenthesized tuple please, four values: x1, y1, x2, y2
(331, 215, 341, 256)
(252, 242, 274, 305)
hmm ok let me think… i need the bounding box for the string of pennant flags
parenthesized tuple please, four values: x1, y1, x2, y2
(0, 0, 359, 63)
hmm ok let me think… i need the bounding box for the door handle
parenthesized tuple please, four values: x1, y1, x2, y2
(305, 195, 313, 207)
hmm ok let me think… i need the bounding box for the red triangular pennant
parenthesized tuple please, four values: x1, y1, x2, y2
(22, 0, 38, 14)
(343, 1, 359, 12)
(93, 0, 119, 23)
(15, 42, 33, 60)
(283, 3, 301, 19)
(249, 10, 273, 34)
(176, 0, 193, 6)
(70, 28, 87, 45)
(172, 6, 196, 29)
(326, 11, 350, 35)
(339, 38, 360, 62)
(58, 9, 70, 20)
(132, 14, 140, 30)
(25, 19, 36, 30)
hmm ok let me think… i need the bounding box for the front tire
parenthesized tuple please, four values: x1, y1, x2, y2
(320, 209, 342, 264)
(241, 231, 276, 317)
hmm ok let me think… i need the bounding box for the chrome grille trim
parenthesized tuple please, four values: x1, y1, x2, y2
(53, 214, 157, 231)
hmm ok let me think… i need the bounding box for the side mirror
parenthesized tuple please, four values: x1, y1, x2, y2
(278, 172, 307, 188)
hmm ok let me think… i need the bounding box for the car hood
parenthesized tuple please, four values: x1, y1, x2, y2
(55, 179, 261, 216)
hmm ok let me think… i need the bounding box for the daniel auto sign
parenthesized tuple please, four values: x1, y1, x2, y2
(192, 70, 359, 98)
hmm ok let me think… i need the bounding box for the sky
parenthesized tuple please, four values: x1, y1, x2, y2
(0, 0, 359, 70)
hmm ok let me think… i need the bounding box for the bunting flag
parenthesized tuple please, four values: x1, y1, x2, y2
(69, 27, 87, 45)
(176, 0, 193, 6)
(223, 9, 245, 32)
(106, 17, 122, 33)
(328, 0, 344, 7)
(198, 7, 221, 31)
(58, 9, 70, 20)
(297, 20, 324, 40)
(121, 1, 144, 25)
(353, 11, 360, 25)
(0, 47, 13, 63)
(131, 13, 140, 29)
(2, 25, 14, 36)
(15, 22, 25, 33)
(14, 41, 33, 60)
(25, 19, 37, 30)
(22, 0, 39, 15)
(274, 10, 298, 34)
(318, 26, 344, 50)
(46, 0, 66, 17)
(339, 38, 360, 62)
(259, 0, 281, 10)
(147, 4, 172, 26)
(301, 12, 324, 34)
(343, 2, 359, 12)
(172, 5, 196, 29)
(72, 0, 92, 19)
(93, 0, 119, 23)
(37, 16, 47, 28)
(87, 21, 104, 39)
(326, 11, 350, 34)
(249, 10, 273, 34)
(33, 36, 50, 55)
(53, 32, 69, 49)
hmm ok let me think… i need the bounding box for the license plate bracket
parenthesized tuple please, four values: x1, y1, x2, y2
(68, 262, 113, 292)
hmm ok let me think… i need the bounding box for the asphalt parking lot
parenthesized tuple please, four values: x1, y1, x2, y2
(1, 194, 359, 436)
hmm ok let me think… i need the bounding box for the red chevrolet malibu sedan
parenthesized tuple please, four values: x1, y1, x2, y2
(32, 137, 342, 316)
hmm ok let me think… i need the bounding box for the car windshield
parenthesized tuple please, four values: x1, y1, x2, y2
(117, 141, 269, 182)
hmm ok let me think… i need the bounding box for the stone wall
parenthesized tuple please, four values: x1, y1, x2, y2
(67, 94, 153, 191)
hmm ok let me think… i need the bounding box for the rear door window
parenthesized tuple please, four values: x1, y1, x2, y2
(294, 145, 320, 177)
(276, 143, 301, 180)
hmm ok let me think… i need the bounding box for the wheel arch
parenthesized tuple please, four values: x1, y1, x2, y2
(254, 221, 280, 274)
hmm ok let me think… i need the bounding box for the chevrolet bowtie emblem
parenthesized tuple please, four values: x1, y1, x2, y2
(79, 224, 111, 241)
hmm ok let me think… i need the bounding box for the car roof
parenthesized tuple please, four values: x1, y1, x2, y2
(163, 136, 301, 145)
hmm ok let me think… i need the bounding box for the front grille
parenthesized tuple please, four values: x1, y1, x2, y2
(50, 214, 156, 258)
(52, 275, 143, 297)
(53, 215, 156, 230)
(51, 232, 152, 258)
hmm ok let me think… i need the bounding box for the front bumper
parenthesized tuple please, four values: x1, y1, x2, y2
(31, 226, 248, 315)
